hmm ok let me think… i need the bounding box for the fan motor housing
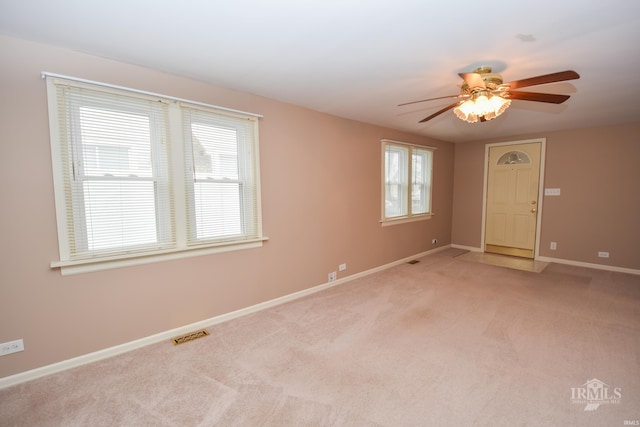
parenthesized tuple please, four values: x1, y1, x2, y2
(461, 67, 504, 93)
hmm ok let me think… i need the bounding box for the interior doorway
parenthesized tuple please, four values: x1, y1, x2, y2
(483, 139, 545, 259)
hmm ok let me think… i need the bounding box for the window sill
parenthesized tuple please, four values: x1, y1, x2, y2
(380, 214, 433, 227)
(51, 237, 269, 276)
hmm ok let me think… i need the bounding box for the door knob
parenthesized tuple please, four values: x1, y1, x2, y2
(531, 208, 537, 213)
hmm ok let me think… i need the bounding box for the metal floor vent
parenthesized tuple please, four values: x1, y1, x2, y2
(407, 260, 420, 264)
(172, 329, 210, 346)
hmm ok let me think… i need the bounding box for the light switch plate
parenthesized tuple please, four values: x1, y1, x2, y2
(544, 188, 561, 196)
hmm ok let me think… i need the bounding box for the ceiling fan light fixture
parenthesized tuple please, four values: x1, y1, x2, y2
(453, 93, 511, 123)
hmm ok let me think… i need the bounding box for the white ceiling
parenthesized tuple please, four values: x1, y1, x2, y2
(1, 0, 639, 142)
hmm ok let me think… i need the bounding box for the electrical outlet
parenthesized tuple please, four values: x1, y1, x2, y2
(432, 239, 438, 244)
(598, 251, 610, 258)
(550, 242, 557, 250)
(0, 339, 24, 356)
(339, 263, 347, 271)
(328, 272, 337, 282)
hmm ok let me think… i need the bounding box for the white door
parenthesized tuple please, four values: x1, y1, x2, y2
(485, 142, 541, 258)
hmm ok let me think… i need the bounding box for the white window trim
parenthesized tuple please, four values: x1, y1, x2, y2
(43, 72, 267, 275)
(50, 238, 269, 275)
(380, 213, 434, 227)
(380, 139, 436, 226)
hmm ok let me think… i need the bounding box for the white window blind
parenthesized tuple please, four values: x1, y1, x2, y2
(381, 140, 434, 224)
(182, 105, 260, 245)
(384, 144, 408, 218)
(51, 81, 173, 259)
(45, 74, 264, 274)
(411, 147, 432, 215)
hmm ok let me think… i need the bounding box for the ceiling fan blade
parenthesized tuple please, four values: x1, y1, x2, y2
(398, 94, 464, 107)
(419, 102, 460, 123)
(506, 70, 580, 90)
(458, 72, 486, 89)
(508, 91, 571, 104)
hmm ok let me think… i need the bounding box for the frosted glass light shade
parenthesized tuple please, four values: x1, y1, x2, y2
(453, 94, 511, 123)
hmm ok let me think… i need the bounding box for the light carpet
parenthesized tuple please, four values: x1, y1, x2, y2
(1, 249, 639, 426)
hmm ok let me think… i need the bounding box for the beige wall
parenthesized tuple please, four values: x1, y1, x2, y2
(0, 36, 454, 378)
(452, 124, 640, 270)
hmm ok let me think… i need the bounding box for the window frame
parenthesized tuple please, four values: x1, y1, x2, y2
(44, 73, 266, 275)
(181, 105, 260, 247)
(67, 88, 174, 257)
(380, 139, 435, 226)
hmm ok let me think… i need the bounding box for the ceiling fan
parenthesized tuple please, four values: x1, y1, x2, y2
(400, 67, 580, 123)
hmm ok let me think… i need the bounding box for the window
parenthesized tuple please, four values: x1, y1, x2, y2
(45, 74, 264, 274)
(182, 106, 260, 245)
(497, 151, 530, 165)
(381, 139, 434, 224)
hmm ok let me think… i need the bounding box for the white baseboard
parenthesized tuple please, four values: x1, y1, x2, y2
(536, 255, 640, 276)
(0, 245, 451, 390)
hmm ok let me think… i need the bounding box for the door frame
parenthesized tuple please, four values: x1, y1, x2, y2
(480, 138, 547, 259)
